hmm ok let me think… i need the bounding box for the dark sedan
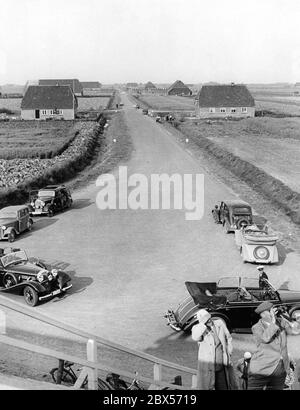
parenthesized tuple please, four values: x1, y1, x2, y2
(165, 276, 300, 333)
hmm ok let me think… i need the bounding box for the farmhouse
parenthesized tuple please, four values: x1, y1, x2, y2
(196, 84, 255, 118)
(81, 81, 102, 96)
(144, 81, 157, 92)
(39, 79, 82, 96)
(21, 85, 78, 120)
(167, 80, 192, 96)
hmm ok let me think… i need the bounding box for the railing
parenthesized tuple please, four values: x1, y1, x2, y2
(0, 295, 198, 390)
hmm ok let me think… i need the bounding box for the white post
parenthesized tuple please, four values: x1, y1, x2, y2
(153, 363, 162, 389)
(191, 374, 198, 389)
(0, 309, 6, 334)
(86, 339, 98, 390)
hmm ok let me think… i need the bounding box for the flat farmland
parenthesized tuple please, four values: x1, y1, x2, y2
(0, 98, 22, 113)
(139, 94, 195, 111)
(179, 117, 300, 193)
(77, 96, 111, 111)
(0, 121, 76, 159)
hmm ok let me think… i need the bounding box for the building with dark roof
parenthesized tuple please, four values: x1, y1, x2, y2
(196, 84, 255, 118)
(21, 85, 77, 120)
(144, 81, 157, 92)
(81, 81, 102, 96)
(167, 80, 192, 96)
(38, 79, 82, 96)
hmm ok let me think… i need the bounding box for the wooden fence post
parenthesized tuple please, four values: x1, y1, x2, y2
(0, 309, 6, 335)
(56, 359, 65, 384)
(87, 339, 98, 390)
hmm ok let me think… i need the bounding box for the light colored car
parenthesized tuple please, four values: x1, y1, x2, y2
(0, 205, 33, 242)
(235, 224, 279, 264)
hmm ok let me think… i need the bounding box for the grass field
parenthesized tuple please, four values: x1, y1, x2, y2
(137, 94, 196, 111)
(0, 98, 22, 113)
(179, 117, 300, 193)
(0, 121, 77, 159)
(77, 96, 111, 112)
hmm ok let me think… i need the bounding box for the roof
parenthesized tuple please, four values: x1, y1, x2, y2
(223, 199, 251, 207)
(39, 79, 82, 94)
(144, 81, 156, 89)
(21, 86, 77, 110)
(126, 82, 138, 87)
(198, 84, 255, 107)
(168, 80, 191, 92)
(81, 81, 102, 89)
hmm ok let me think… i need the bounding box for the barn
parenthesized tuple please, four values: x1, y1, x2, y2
(196, 84, 255, 118)
(39, 79, 82, 96)
(144, 81, 157, 92)
(21, 85, 77, 120)
(167, 80, 192, 96)
(81, 81, 102, 96)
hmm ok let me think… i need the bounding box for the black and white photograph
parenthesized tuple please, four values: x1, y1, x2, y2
(0, 0, 300, 394)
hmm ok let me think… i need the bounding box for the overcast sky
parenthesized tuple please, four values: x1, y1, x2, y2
(0, 0, 300, 85)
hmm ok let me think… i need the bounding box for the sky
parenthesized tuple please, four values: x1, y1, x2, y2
(0, 0, 300, 85)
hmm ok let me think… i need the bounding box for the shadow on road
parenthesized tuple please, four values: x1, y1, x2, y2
(71, 198, 94, 210)
(27, 217, 59, 234)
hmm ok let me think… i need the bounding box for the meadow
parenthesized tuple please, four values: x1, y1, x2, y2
(77, 96, 111, 112)
(0, 98, 22, 113)
(0, 121, 77, 159)
(137, 94, 196, 111)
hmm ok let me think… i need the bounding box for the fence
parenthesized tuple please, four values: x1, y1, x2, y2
(0, 295, 198, 390)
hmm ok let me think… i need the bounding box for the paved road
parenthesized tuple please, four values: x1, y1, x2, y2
(3, 92, 300, 375)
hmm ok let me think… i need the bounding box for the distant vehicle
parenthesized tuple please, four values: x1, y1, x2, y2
(155, 116, 162, 123)
(0, 205, 33, 242)
(212, 200, 253, 233)
(235, 224, 279, 264)
(165, 277, 300, 333)
(0, 247, 72, 306)
(142, 109, 148, 115)
(133, 104, 140, 109)
(29, 185, 73, 217)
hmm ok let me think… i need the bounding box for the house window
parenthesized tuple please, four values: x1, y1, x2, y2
(220, 108, 226, 113)
(41, 110, 47, 115)
(209, 107, 215, 113)
(231, 108, 237, 113)
(241, 107, 247, 113)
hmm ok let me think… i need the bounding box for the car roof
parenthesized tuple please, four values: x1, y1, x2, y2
(41, 185, 66, 190)
(0, 205, 29, 212)
(223, 199, 251, 207)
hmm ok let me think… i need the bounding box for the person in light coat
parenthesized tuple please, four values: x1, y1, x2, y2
(191, 309, 238, 390)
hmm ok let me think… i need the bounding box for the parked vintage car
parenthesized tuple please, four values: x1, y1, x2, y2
(212, 199, 253, 233)
(0, 205, 33, 242)
(0, 247, 72, 306)
(29, 185, 73, 217)
(165, 277, 300, 333)
(142, 108, 149, 115)
(235, 224, 279, 264)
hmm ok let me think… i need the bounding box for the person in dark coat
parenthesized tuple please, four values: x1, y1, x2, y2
(248, 301, 300, 390)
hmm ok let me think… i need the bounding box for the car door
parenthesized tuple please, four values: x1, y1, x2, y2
(18, 209, 27, 233)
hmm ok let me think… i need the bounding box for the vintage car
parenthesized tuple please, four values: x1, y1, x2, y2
(212, 199, 253, 233)
(142, 108, 149, 115)
(29, 185, 73, 217)
(0, 247, 72, 306)
(235, 224, 279, 264)
(165, 277, 300, 333)
(0, 205, 33, 242)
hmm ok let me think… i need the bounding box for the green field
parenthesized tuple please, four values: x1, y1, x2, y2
(0, 98, 22, 113)
(0, 121, 77, 159)
(77, 96, 111, 111)
(179, 117, 300, 193)
(138, 94, 195, 111)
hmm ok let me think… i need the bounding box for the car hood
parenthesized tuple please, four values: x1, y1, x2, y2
(0, 218, 15, 226)
(5, 262, 46, 275)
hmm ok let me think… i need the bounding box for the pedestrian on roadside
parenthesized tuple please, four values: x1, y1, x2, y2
(236, 351, 252, 390)
(191, 309, 238, 390)
(248, 301, 300, 390)
(257, 265, 268, 289)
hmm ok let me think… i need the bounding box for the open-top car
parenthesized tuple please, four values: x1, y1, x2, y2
(0, 205, 33, 242)
(212, 200, 253, 233)
(0, 247, 72, 306)
(235, 224, 279, 264)
(29, 185, 73, 217)
(165, 276, 300, 333)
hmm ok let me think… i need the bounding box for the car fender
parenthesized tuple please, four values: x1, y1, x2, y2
(1, 280, 46, 294)
(4, 227, 18, 235)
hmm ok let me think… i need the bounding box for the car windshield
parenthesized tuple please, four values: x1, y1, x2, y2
(233, 207, 251, 214)
(1, 250, 28, 267)
(0, 210, 17, 219)
(38, 190, 55, 198)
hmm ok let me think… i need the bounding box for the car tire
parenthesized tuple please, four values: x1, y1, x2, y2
(8, 230, 16, 243)
(50, 368, 76, 386)
(27, 219, 33, 231)
(3, 273, 19, 288)
(23, 286, 39, 307)
(48, 209, 54, 217)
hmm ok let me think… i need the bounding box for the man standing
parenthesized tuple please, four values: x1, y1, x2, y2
(257, 265, 268, 289)
(191, 309, 238, 390)
(248, 301, 300, 390)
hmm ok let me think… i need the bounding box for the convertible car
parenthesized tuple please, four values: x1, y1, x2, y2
(0, 247, 72, 306)
(235, 224, 279, 264)
(165, 277, 300, 333)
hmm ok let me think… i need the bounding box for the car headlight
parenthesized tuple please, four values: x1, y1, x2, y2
(51, 269, 58, 278)
(1, 226, 6, 230)
(48, 273, 53, 281)
(37, 272, 44, 283)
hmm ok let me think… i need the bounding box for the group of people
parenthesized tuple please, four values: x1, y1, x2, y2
(191, 268, 300, 390)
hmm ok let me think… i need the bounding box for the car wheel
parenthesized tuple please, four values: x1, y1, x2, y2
(236, 219, 249, 229)
(8, 230, 16, 242)
(27, 219, 33, 231)
(290, 309, 300, 322)
(48, 209, 54, 217)
(23, 286, 39, 307)
(3, 273, 19, 288)
(254, 246, 270, 260)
